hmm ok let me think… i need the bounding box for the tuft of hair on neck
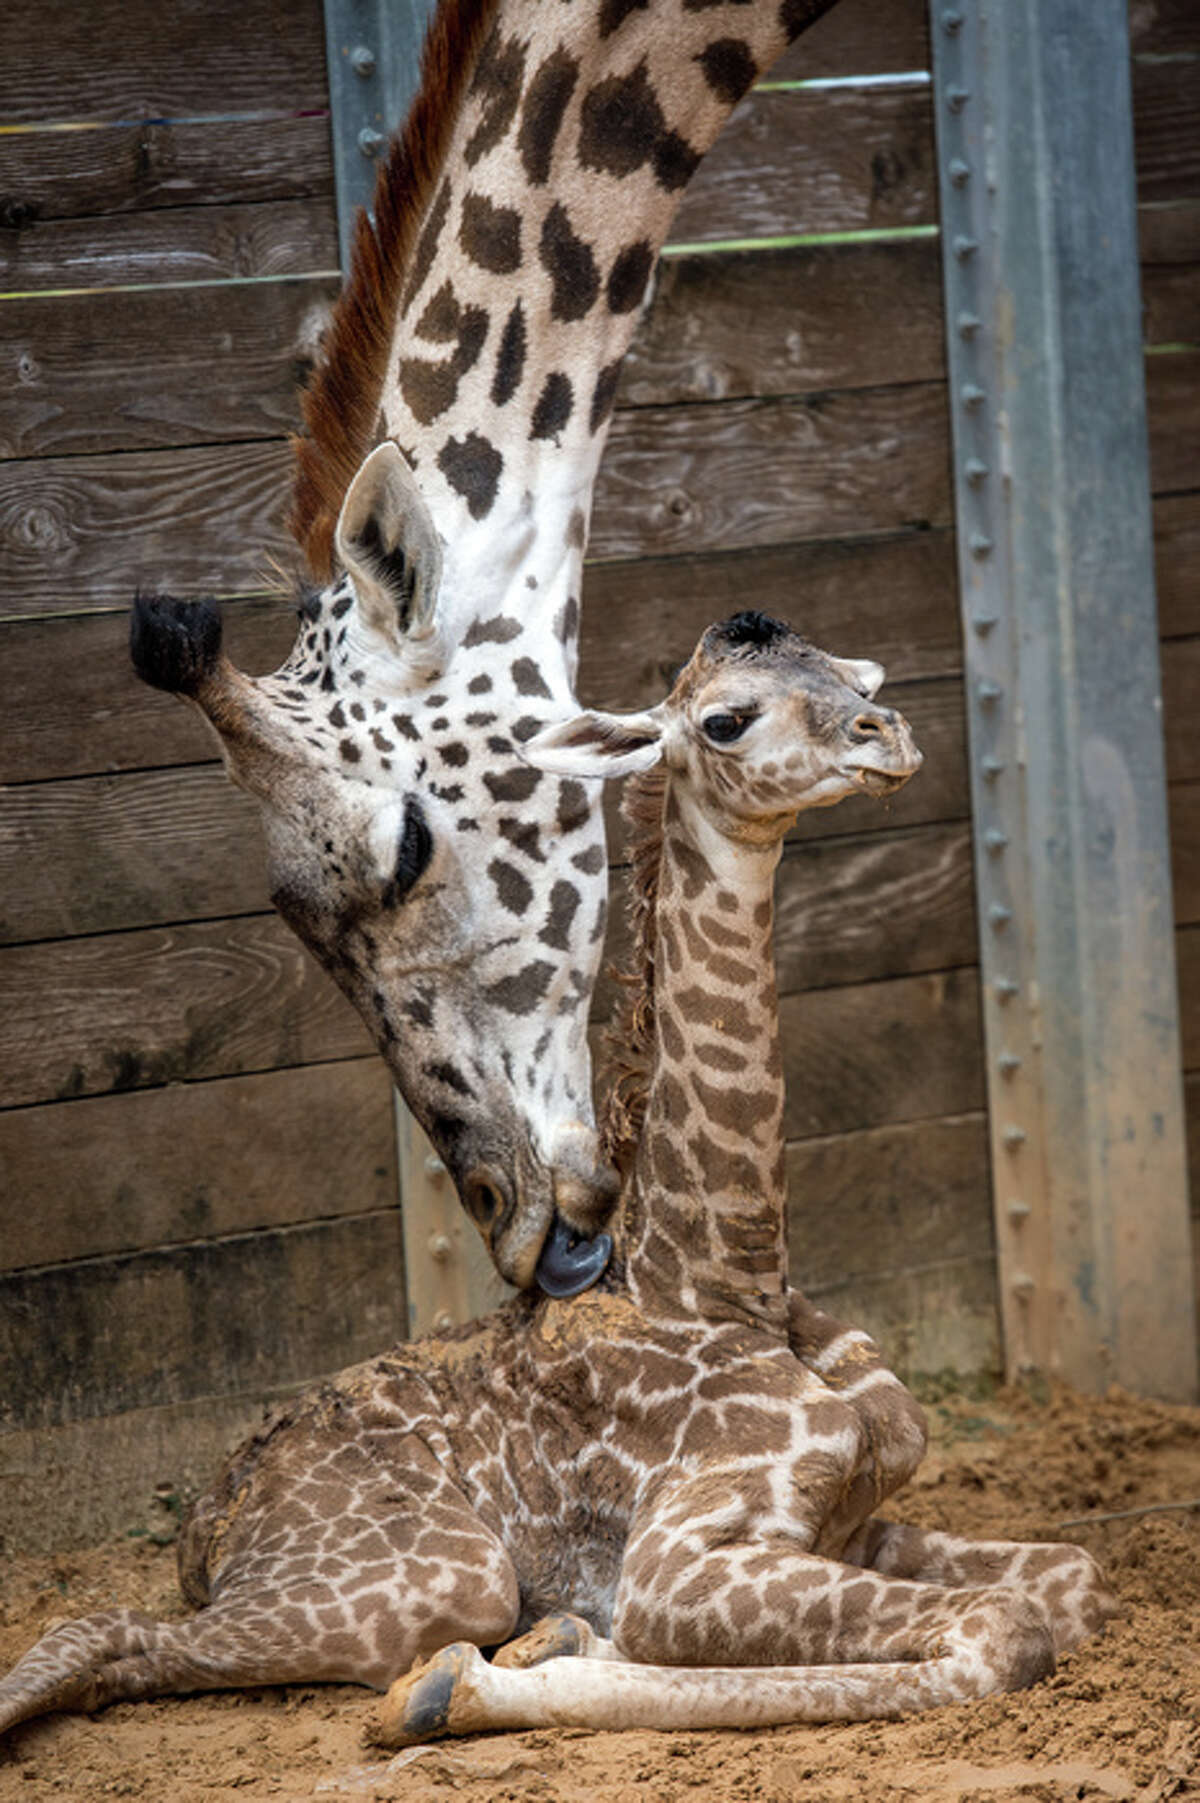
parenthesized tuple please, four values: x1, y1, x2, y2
(289, 0, 502, 581)
(598, 763, 668, 1175)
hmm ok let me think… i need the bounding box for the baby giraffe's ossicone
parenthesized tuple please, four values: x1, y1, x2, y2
(523, 609, 922, 1331)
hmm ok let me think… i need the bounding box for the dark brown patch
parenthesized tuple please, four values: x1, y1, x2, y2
(578, 60, 665, 178)
(690, 1070, 776, 1133)
(483, 959, 555, 1014)
(530, 371, 574, 441)
(402, 179, 454, 317)
(459, 190, 522, 272)
(438, 742, 469, 768)
(518, 49, 580, 185)
(511, 656, 553, 699)
(484, 766, 542, 803)
(500, 819, 544, 861)
(437, 432, 503, 519)
(489, 858, 533, 914)
(539, 879, 581, 949)
(607, 239, 654, 313)
(590, 358, 623, 434)
(465, 30, 527, 165)
(463, 614, 521, 647)
(491, 300, 527, 406)
(539, 201, 600, 322)
(556, 778, 590, 833)
(695, 38, 758, 103)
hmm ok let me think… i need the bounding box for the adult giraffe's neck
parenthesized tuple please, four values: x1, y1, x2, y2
(372, 0, 827, 653)
(620, 783, 790, 1337)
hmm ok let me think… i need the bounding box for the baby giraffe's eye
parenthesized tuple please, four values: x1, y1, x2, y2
(702, 711, 753, 744)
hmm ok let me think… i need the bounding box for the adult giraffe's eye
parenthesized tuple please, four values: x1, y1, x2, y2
(702, 711, 753, 744)
(383, 796, 433, 907)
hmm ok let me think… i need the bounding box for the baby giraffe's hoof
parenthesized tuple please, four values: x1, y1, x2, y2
(493, 1612, 595, 1669)
(376, 1642, 485, 1746)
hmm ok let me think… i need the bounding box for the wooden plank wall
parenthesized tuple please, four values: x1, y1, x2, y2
(0, 0, 1195, 1553)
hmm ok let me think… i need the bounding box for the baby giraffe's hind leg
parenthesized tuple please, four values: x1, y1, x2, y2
(845, 1519, 1116, 1654)
(0, 1432, 520, 1734)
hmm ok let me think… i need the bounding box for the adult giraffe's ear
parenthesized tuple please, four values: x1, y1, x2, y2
(335, 443, 444, 650)
(828, 655, 886, 699)
(522, 708, 665, 780)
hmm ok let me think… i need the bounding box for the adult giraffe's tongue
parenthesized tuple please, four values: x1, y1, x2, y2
(535, 1217, 613, 1298)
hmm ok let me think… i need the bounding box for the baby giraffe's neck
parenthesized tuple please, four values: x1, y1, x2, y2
(621, 781, 789, 1336)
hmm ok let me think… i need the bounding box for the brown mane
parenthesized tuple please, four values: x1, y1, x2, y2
(290, 0, 502, 579)
(599, 764, 668, 1176)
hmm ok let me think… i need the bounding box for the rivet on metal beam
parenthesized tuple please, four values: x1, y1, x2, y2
(965, 458, 989, 485)
(988, 903, 1013, 929)
(970, 533, 994, 559)
(985, 828, 1009, 854)
(977, 678, 1001, 705)
(962, 383, 986, 409)
(1007, 1198, 1031, 1222)
(424, 1154, 447, 1178)
(1012, 1273, 1036, 1299)
(942, 8, 964, 31)
(350, 44, 376, 75)
(953, 235, 979, 260)
(358, 126, 384, 157)
(973, 612, 998, 635)
(994, 977, 1019, 1002)
(949, 158, 971, 186)
(947, 85, 970, 111)
(958, 313, 982, 338)
(433, 1310, 455, 1332)
(1003, 1124, 1027, 1148)
(429, 1233, 452, 1262)
(981, 754, 1005, 779)
(998, 1052, 1022, 1076)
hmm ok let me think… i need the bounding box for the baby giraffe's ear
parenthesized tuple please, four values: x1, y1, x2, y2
(828, 655, 886, 699)
(521, 708, 665, 779)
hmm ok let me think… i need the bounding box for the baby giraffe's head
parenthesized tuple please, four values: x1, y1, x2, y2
(523, 611, 922, 844)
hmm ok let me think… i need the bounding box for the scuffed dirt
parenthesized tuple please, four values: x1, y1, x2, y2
(1, 1382, 1197, 1802)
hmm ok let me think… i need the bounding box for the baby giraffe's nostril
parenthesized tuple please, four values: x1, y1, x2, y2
(853, 714, 883, 736)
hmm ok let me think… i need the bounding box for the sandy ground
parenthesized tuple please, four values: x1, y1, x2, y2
(0, 1380, 1197, 1803)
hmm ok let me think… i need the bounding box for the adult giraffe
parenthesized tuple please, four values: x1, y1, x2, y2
(0, 616, 1112, 1739)
(132, 0, 843, 1293)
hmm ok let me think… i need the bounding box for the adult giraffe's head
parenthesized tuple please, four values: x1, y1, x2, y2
(131, 442, 615, 1297)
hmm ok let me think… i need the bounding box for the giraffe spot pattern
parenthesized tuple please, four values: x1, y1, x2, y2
(517, 48, 580, 184)
(463, 615, 521, 647)
(556, 779, 590, 833)
(577, 60, 700, 192)
(695, 37, 759, 103)
(459, 190, 522, 273)
(491, 300, 527, 406)
(483, 959, 556, 1015)
(511, 656, 553, 699)
(590, 358, 623, 433)
(484, 766, 542, 804)
(464, 31, 527, 166)
(530, 371, 574, 441)
(424, 1060, 476, 1098)
(539, 879, 581, 950)
(500, 820, 544, 862)
(488, 859, 533, 915)
(607, 239, 654, 314)
(539, 201, 600, 322)
(437, 433, 504, 519)
(401, 180, 452, 315)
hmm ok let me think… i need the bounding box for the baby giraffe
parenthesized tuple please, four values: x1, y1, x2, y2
(0, 617, 1110, 1744)
(378, 610, 1112, 1738)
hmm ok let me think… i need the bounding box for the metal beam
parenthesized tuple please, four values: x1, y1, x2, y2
(930, 0, 1196, 1399)
(322, 0, 437, 273)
